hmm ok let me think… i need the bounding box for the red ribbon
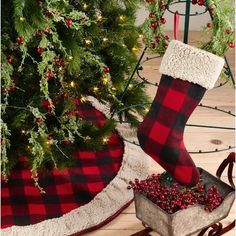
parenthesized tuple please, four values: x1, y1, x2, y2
(174, 11, 180, 40)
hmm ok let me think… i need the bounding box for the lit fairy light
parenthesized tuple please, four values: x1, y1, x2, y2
(19, 16, 26, 21)
(93, 86, 99, 92)
(103, 137, 109, 143)
(83, 3, 88, 9)
(119, 15, 125, 21)
(97, 15, 103, 21)
(101, 77, 108, 84)
(128, 84, 133, 88)
(81, 97, 86, 103)
(70, 81, 75, 87)
(103, 37, 108, 42)
(21, 130, 26, 134)
(85, 39, 92, 45)
(68, 55, 73, 61)
(132, 46, 138, 52)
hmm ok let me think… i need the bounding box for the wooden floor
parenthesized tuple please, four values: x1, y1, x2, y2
(87, 32, 235, 236)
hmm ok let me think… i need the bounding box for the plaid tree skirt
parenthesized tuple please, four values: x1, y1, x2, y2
(1, 98, 149, 236)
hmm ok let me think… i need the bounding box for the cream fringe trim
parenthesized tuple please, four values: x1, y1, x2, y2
(2, 97, 149, 236)
(160, 40, 225, 90)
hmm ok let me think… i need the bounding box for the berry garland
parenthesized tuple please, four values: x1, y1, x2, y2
(142, 0, 235, 56)
(128, 174, 224, 214)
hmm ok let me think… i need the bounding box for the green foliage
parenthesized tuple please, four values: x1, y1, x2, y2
(141, 0, 234, 57)
(1, 0, 149, 182)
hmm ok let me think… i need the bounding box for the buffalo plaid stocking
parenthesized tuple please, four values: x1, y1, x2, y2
(137, 40, 224, 185)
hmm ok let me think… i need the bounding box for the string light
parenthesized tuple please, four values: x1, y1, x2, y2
(103, 137, 109, 143)
(81, 97, 86, 103)
(128, 84, 133, 88)
(21, 130, 26, 134)
(83, 3, 88, 9)
(19, 17, 26, 21)
(119, 15, 125, 21)
(70, 81, 75, 87)
(139, 34, 143, 38)
(122, 44, 126, 47)
(101, 77, 108, 84)
(145, 108, 149, 112)
(132, 46, 139, 52)
(111, 87, 116, 91)
(85, 39, 92, 45)
(68, 55, 73, 61)
(103, 37, 108, 42)
(97, 15, 103, 21)
(93, 86, 99, 92)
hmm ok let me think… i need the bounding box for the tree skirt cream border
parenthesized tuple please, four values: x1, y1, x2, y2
(2, 97, 149, 236)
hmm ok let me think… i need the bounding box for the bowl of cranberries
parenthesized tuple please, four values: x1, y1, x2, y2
(128, 168, 235, 236)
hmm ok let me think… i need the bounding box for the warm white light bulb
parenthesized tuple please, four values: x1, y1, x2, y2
(70, 81, 75, 87)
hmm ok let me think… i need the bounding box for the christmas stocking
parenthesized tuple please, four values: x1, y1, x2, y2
(137, 40, 224, 186)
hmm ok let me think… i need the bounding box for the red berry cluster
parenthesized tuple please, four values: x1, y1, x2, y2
(192, 0, 205, 6)
(128, 174, 224, 214)
(204, 186, 224, 212)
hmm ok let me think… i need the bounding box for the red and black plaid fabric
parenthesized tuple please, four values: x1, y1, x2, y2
(137, 75, 206, 185)
(1, 103, 124, 229)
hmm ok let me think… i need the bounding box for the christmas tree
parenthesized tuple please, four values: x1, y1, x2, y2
(1, 0, 149, 181)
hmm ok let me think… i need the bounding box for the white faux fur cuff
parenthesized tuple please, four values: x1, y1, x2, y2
(160, 40, 225, 89)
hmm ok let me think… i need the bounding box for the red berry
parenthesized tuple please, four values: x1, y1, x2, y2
(10, 83, 15, 91)
(7, 55, 14, 64)
(17, 36, 23, 45)
(35, 30, 42, 37)
(60, 60, 65, 67)
(198, 0, 205, 6)
(161, 5, 167, 10)
(151, 21, 158, 28)
(225, 29, 231, 35)
(65, 112, 74, 118)
(35, 118, 43, 123)
(42, 99, 52, 112)
(45, 10, 52, 17)
(207, 22, 212, 28)
(160, 18, 166, 24)
(44, 27, 51, 34)
(37, 47, 43, 55)
(228, 42, 235, 48)
(63, 92, 68, 99)
(65, 18, 72, 27)
(2, 87, 8, 94)
(63, 140, 71, 145)
(54, 57, 60, 63)
(103, 66, 110, 73)
(151, 43, 156, 49)
(149, 13, 155, 18)
(47, 135, 53, 141)
(192, 0, 197, 4)
(46, 71, 53, 79)
(165, 35, 169, 40)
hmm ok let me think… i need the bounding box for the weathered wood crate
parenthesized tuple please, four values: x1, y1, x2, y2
(134, 168, 235, 236)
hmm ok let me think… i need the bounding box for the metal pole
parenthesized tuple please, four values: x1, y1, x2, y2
(183, 0, 191, 43)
